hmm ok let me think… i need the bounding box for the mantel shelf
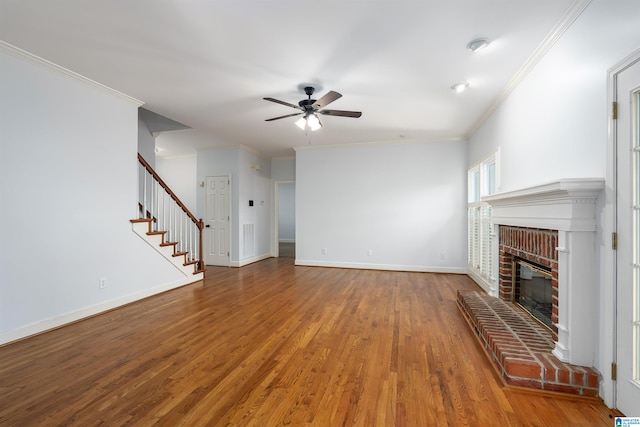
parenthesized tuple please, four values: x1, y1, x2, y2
(482, 178, 605, 232)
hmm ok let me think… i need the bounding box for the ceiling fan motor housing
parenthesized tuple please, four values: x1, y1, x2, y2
(299, 86, 317, 110)
(298, 99, 316, 109)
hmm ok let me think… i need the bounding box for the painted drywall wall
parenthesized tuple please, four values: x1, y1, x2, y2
(469, 1, 640, 189)
(0, 44, 186, 343)
(156, 155, 197, 214)
(271, 157, 295, 181)
(295, 140, 467, 272)
(137, 112, 156, 168)
(278, 183, 295, 242)
(467, 0, 640, 407)
(196, 146, 271, 265)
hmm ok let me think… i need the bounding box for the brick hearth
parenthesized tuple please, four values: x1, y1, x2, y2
(457, 289, 599, 397)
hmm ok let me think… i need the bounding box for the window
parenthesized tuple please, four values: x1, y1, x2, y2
(468, 149, 500, 290)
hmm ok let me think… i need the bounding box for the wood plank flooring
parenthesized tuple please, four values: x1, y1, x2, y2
(0, 258, 617, 426)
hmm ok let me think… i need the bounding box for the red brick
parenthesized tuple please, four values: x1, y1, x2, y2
(587, 372, 600, 388)
(504, 358, 542, 379)
(507, 377, 543, 389)
(573, 370, 585, 386)
(582, 388, 599, 397)
(557, 369, 570, 385)
(544, 383, 581, 395)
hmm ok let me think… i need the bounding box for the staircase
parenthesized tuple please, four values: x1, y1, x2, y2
(132, 154, 205, 280)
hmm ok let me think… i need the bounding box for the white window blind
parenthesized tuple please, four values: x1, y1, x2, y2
(468, 149, 499, 290)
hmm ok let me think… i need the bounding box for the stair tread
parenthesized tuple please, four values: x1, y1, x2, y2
(130, 218, 153, 223)
(173, 251, 188, 257)
(160, 242, 178, 247)
(147, 231, 166, 236)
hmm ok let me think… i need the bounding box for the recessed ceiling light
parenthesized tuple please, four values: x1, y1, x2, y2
(452, 82, 469, 93)
(467, 38, 489, 53)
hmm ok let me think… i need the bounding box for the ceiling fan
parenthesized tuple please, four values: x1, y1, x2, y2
(263, 86, 362, 131)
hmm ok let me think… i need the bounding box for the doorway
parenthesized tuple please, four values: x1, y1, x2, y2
(204, 175, 230, 266)
(275, 181, 295, 258)
(614, 50, 640, 416)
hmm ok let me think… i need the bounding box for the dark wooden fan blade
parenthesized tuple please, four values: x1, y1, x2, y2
(263, 97, 302, 110)
(312, 91, 342, 109)
(318, 109, 362, 118)
(265, 112, 303, 121)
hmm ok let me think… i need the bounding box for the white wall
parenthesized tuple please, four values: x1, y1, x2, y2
(156, 154, 197, 214)
(467, 0, 640, 407)
(469, 1, 640, 188)
(137, 113, 156, 168)
(295, 140, 468, 272)
(196, 146, 271, 265)
(271, 157, 296, 181)
(0, 44, 186, 344)
(238, 149, 271, 262)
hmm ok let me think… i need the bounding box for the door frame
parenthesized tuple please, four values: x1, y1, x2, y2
(607, 47, 640, 410)
(204, 174, 231, 266)
(274, 180, 295, 258)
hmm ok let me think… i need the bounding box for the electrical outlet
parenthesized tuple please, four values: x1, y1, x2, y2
(321, 248, 327, 255)
(368, 249, 373, 256)
(99, 278, 107, 289)
(440, 252, 446, 261)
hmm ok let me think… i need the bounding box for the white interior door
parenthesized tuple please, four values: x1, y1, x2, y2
(205, 175, 230, 266)
(616, 55, 640, 416)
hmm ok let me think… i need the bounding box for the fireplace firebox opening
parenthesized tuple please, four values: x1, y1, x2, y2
(511, 259, 553, 332)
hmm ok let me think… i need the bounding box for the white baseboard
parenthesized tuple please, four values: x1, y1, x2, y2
(278, 239, 295, 243)
(294, 259, 467, 274)
(230, 253, 272, 267)
(0, 276, 201, 346)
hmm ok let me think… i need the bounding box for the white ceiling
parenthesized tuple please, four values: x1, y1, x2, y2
(0, 0, 583, 158)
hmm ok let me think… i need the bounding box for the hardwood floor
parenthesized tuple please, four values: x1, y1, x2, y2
(0, 258, 617, 426)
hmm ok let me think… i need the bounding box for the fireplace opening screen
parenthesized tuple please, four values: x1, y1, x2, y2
(512, 259, 553, 330)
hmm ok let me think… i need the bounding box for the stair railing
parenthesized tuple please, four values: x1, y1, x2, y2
(137, 154, 204, 272)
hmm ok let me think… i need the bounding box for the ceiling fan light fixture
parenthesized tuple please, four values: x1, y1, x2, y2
(467, 38, 489, 53)
(452, 82, 469, 93)
(295, 116, 307, 130)
(307, 114, 322, 131)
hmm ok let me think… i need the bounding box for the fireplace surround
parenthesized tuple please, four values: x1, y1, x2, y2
(483, 178, 604, 366)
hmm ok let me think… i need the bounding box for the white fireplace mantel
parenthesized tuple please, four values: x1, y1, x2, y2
(482, 178, 605, 232)
(482, 178, 605, 366)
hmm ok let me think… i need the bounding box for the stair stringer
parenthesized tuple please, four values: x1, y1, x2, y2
(131, 220, 204, 282)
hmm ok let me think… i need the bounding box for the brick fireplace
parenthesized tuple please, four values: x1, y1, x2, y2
(459, 179, 605, 395)
(498, 226, 558, 335)
(485, 178, 604, 366)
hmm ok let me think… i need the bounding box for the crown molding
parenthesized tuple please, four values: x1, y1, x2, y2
(0, 40, 143, 106)
(465, 0, 592, 139)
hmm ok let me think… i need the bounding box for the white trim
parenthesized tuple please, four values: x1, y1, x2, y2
(467, 268, 498, 297)
(605, 47, 640, 409)
(483, 178, 604, 232)
(0, 40, 143, 106)
(231, 253, 271, 267)
(295, 259, 466, 274)
(466, 0, 591, 138)
(0, 277, 201, 346)
(293, 137, 464, 153)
